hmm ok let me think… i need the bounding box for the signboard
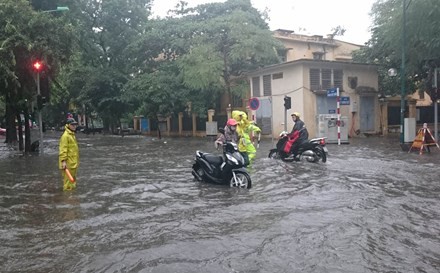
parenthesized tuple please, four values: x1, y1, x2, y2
(327, 88, 337, 97)
(140, 118, 149, 132)
(329, 109, 336, 114)
(249, 97, 260, 110)
(206, 121, 218, 136)
(340, 96, 350, 105)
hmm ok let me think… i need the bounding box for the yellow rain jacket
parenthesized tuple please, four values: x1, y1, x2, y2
(59, 125, 79, 191)
(232, 111, 261, 165)
(59, 125, 79, 169)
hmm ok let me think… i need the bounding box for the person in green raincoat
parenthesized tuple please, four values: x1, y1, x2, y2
(59, 118, 80, 191)
(232, 111, 261, 166)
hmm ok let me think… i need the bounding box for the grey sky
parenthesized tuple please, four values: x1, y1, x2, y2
(151, 0, 376, 45)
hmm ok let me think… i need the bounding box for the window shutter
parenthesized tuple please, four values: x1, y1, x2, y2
(252, 77, 260, 97)
(322, 69, 332, 90)
(310, 69, 320, 90)
(263, 75, 272, 96)
(333, 69, 343, 89)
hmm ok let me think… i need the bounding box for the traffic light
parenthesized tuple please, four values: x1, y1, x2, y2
(284, 96, 291, 110)
(40, 75, 50, 104)
(33, 60, 43, 72)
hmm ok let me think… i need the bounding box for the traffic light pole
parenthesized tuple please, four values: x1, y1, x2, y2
(400, 0, 407, 144)
(36, 71, 44, 153)
(435, 68, 438, 143)
(283, 95, 291, 132)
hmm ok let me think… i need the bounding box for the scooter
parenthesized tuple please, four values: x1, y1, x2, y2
(191, 129, 252, 189)
(268, 131, 328, 163)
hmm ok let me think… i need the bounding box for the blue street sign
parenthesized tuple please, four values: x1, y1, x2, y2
(340, 96, 350, 105)
(327, 88, 337, 97)
(249, 97, 260, 110)
(329, 109, 336, 114)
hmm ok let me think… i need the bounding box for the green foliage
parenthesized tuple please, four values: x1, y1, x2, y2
(1, 0, 284, 135)
(0, 0, 75, 145)
(171, 0, 282, 99)
(123, 61, 190, 117)
(354, 0, 440, 100)
(58, 0, 153, 128)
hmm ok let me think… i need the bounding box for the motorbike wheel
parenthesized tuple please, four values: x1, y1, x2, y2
(192, 165, 204, 181)
(313, 147, 327, 163)
(269, 149, 295, 162)
(230, 171, 252, 189)
(268, 149, 280, 159)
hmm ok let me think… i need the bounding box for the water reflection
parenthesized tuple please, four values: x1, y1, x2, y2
(0, 134, 439, 272)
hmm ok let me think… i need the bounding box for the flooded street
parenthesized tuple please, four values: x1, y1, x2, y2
(1, 133, 440, 273)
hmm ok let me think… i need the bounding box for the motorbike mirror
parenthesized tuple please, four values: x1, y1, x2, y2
(218, 128, 225, 134)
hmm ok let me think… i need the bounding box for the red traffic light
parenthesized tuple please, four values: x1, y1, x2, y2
(33, 61, 43, 71)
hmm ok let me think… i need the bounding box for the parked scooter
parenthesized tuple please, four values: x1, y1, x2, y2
(268, 131, 328, 163)
(191, 129, 252, 189)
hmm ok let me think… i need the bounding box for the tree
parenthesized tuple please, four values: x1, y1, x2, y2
(59, 0, 153, 132)
(171, 0, 283, 107)
(354, 0, 440, 100)
(123, 61, 190, 118)
(0, 0, 74, 150)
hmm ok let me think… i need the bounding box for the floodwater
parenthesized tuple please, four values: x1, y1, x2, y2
(1, 133, 440, 273)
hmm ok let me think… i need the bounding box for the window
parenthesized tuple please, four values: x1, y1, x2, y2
(309, 69, 344, 91)
(263, 75, 272, 96)
(322, 69, 332, 90)
(277, 49, 287, 62)
(313, 52, 324, 60)
(334, 69, 343, 89)
(252, 77, 260, 97)
(272, 73, 283, 80)
(310, 69, 320, 90)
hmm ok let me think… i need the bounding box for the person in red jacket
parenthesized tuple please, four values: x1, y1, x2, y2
(285, 112, 309, 158)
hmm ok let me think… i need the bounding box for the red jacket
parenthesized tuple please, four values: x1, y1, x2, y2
(283, 130, 299, 153)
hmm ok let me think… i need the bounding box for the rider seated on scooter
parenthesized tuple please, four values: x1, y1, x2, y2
(287, 112, 309, 158)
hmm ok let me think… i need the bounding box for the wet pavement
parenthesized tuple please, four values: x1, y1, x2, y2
(1, 133, 439, 273)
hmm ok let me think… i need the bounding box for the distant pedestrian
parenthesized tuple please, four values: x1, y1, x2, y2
(59, 118, 79, 191)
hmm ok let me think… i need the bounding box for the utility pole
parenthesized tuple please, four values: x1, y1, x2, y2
(33, 61, 44, 153)
(434, 68, 439, 143)
(400, 0, 407, 144)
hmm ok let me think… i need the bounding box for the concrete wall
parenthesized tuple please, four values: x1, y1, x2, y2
(248, 61, 380, 138)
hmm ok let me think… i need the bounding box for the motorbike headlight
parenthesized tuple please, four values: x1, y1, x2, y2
(226, 153, 239, 165)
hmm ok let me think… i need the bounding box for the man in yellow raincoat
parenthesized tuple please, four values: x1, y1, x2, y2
(59, 118, 80, 191)
(232, 110, 261, 166)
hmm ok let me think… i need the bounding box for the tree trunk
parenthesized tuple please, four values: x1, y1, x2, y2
(24, 109, 31, 153)
(5, 91, 18, 144)
(17, 114, 24, 151)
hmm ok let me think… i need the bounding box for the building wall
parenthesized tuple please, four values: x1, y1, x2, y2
(246, 30, 379, 138)
(249, 61, 379, 138)
(252, 65, 305, 135)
